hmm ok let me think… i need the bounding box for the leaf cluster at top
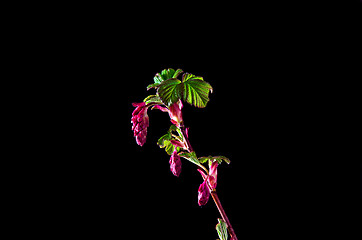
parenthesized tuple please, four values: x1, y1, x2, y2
(147, 68, 213, 108)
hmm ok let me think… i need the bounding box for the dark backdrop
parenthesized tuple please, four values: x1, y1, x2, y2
(12, 1, 361, 238)
(32, 10, 360, 237)
(49, 59, 337, 239)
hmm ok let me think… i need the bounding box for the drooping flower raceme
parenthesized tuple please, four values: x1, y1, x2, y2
(131, 102, 149, 146)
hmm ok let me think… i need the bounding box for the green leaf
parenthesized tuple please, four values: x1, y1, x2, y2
(153, 68, 183, 84)
(157, 136, 175, 155)
(153, 73, 163, 84)
(182, 73, 204, 82)
(216, 219, 228, 240)
(157, 132, 172, 148)
(168, 124, 178, 133)
(147, 82, 161, 90)
(157, 78, 183, 106)
(179, 151, 201, 166)
(173, 69, 183, 78)
(151, 69, 212, 108)
(214, 156, 231, 164)
(160, 68, 176, 81)
(143, 95, 163, 105)
(183, 78, 213, 108)
(198, 156, 212, 164)
(198, 155, 231, 165)
(157, 125, 181, 155)
(182, 73, 195, 82)
(164, 140, 175, 155)
(160, 68, 183, 80)
(148, 68, 182, 90)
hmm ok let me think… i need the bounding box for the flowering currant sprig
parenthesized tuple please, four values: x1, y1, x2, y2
(131, 68, 238, 240)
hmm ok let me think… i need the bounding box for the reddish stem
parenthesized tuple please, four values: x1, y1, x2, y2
(180, 126, 193, 152)
(210, 191, 238, 240)
(180, 125, 238, 240)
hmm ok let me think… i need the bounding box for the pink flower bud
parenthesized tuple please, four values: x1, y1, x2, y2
(198, 179, 210, 206)
(152, 100, 184, 127)
(169, 100, 183, 127)
(169, 150, 182, 177)
(197, 169, 207, 180)
(170, 140, 186, 149)
(152, 105, 168, 112)
(197, 161, 218, 190)
(208, 161, 218, 189)
(131, 102, 149, 146)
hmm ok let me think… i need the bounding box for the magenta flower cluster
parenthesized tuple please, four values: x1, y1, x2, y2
(131, 102, 149, 146)
(131, 100, 184, 176)
(131, 99, 219, 206)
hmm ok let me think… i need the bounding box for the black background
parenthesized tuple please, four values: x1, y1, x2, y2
(21, 4, 361, 238)
(32, 42, 354, 239)
(45, 58, 344, 239)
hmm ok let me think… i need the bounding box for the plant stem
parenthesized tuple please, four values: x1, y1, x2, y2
(210, 191, 238, 240)
(179, 125, 238, 240)
(180, 126, 193, 152)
